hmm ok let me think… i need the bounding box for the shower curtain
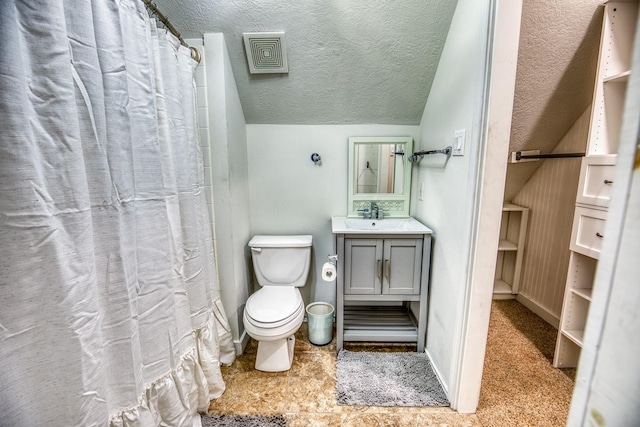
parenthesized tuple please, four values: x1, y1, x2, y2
(0, 1, 236, 426)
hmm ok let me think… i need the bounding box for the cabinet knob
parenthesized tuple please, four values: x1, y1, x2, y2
(377, 260, 382, 279)
(604, 179, 613, 184)
(385, 259, 390, 280)
(596, 232, 604, 238)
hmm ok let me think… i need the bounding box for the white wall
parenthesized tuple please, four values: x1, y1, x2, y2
(203, 34, 252, 353)
(246, 125, 420, 307)
(413, 0, 494, 399)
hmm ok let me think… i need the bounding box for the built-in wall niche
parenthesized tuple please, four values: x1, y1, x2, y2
(347, 136, 413, 217)
(493, 203, 529, 299)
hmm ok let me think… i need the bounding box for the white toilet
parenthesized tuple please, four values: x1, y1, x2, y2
(243, 235, 312, 372)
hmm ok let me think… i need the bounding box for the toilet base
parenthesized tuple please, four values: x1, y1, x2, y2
(254, 335, 296, 372)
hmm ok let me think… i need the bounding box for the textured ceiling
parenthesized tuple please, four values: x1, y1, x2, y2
(504, 0, 603, 201)
(154, 0, 606, 201)
(152, 0, 457, 124)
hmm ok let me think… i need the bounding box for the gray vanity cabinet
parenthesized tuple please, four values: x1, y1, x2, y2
(344, 238, 422, 295)
(335, 232, 432, 353)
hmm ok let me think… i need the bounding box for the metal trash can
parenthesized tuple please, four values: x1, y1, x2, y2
(306, 302, 334, 346)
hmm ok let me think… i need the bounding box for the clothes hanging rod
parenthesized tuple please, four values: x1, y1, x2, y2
(142, 0, 201, 63)
(514, 151, 585, 161)
(408, 146, 452, 163)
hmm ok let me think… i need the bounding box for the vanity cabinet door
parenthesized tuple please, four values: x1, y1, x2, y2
(382, 239, 422, 295)
(345, 238, 383, 294)
(344, 238, 422, 295)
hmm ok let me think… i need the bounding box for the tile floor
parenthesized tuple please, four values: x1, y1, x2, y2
(208, 326, 481, 426)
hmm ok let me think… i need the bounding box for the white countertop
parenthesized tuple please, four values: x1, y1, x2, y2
(331, 216, 433, 235)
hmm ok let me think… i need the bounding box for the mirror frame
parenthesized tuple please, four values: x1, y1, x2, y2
(347, 136, 413, 218)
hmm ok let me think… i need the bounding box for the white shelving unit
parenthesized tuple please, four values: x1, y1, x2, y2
(493, 203, 529, 300)
(553, 0, 638, 368)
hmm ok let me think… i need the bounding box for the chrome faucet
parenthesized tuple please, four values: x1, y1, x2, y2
(359, 202, 383, 219)
(359, 207, 372, 219)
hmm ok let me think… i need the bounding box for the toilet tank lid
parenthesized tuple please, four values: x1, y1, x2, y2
(248, 235, 312, 248)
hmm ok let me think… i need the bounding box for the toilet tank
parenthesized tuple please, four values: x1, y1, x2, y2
(249, 235, 313, 287)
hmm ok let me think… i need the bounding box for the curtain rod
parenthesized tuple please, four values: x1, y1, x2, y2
(141, 0, 201, 63)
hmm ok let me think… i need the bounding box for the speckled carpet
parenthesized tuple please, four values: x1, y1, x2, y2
(336, 350, 449, 407)
(476, 300, 575, 427)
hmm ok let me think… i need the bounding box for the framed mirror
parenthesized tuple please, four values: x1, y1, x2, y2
(347, 136, 413, 217)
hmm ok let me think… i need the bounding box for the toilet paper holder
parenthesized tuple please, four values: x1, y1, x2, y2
(322, 256, 338, 282)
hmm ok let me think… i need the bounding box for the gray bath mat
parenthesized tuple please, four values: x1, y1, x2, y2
(336, 350, 449, 407)
(200, 414, 286, 426)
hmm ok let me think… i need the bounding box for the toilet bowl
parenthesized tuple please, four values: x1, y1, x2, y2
(244, 235, 312, 372)
(243, 287, 305, 371)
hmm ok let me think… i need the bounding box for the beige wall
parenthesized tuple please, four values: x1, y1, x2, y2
(504, 1, 602, 201)
(511, 108, 591, 326)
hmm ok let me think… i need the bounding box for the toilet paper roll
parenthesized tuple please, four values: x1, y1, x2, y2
(321, 262, 337, 282)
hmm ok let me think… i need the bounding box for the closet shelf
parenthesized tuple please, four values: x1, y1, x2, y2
(498, 240, 518, 251)
(493, 279, 513, 295)
(603, 70, 631, 83)
(571, 287, 593, 301)
(561, 329, 585, 347)
(502, 203, 525, 211)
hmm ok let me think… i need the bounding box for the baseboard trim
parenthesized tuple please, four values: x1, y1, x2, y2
(515, 294, 559, 329)
(492, 293, 516, 300)
(233, 330, 250, 355)
(425, 348, 449, 398)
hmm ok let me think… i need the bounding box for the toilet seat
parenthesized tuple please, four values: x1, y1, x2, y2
(245, 287, 303, 327)
(245, 303, 304, 331)
(243, 305, 304, 341)
(243, 287, 305, 342)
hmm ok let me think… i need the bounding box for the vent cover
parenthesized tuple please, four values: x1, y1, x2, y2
(243, 32, 289, 74)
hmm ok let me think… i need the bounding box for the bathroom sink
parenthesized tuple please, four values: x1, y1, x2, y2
(331, 217, 432, 235)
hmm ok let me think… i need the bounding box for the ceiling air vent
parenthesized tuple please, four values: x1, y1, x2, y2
(243, 32, 289, 74)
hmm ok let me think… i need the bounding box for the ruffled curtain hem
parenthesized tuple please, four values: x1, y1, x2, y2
(109, 298, 235, 427)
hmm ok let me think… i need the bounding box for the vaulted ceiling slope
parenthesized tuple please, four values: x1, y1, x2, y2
(153, 0, 457, 124)
(504, 0, 603, 201)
